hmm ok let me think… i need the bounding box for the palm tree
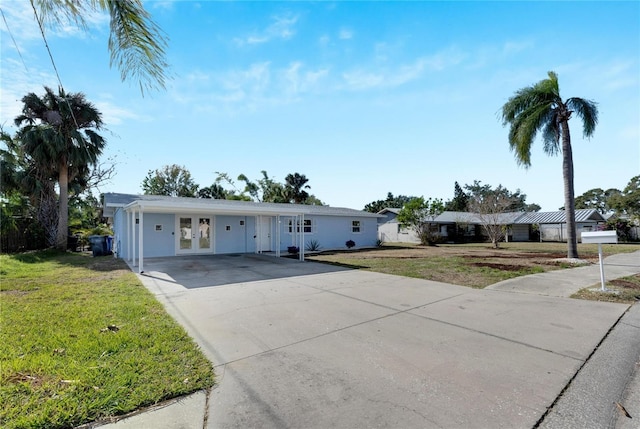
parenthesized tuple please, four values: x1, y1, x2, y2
(501, 71, 598, 258)
(285, 173, 311, 204)
(15, 86, 106, 250)
(33, 0, 169, 94)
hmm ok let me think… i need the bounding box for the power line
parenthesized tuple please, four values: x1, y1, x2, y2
(28, 0, 79, 129)
(0, 6, 29, 72)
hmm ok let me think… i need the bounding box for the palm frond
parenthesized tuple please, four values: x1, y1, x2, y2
(102, 0, 170, 95)
(33, 0, 169, 95)
(567, 97, 599, 138)
(541, 111, 561, 156)
(33, 0, 89, 29)
(501, 71, 568, 168)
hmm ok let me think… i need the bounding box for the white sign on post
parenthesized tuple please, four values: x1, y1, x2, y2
(581, 231, 618, 292)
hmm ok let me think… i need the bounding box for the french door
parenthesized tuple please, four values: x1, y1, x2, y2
(177, 216, 213, 254)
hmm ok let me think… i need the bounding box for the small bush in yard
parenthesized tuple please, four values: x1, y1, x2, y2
(346, 240, 356, 249)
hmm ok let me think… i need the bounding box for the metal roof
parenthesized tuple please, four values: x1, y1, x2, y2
(377, 207, 401, 215)
(433, 211, 525, 225)
(103, 193, 381, 218)
(430, 209, 605, 225)
(514, 209, 605, 224)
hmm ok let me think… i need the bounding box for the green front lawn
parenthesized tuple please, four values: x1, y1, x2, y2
(0, 250, 214, 429)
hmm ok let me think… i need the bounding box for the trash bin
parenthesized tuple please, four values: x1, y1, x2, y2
(88, 235, 108, 257)
(106, 236, 113, 253)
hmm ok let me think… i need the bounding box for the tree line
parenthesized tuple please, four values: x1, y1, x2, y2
(141, 165, 324, 205)
(365, 175, 638, 248)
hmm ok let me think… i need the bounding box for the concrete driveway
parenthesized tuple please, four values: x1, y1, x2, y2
(135, 254, 631, 428)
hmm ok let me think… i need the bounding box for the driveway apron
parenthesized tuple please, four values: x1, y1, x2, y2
(135, 254, 630, 428)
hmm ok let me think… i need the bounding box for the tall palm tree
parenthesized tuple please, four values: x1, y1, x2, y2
(33, 0, 169, 94)
(15, 86, 106, 250)
(501, 71, 598, 258)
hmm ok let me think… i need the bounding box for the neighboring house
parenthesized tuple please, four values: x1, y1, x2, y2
(377, 208, 420, 243)
(432, 211, 526, 242)
(378, 208, 606, 244)
(515, 209, 606, 242)
(103, 193, 381, 272)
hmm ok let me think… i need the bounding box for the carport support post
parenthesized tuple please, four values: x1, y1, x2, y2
(597, 243, 606, 292)
(131, 209, 136, 265)
(276, 216, 281, 257)
(138, 207, 144, 273)
(300, 213, 305, 262)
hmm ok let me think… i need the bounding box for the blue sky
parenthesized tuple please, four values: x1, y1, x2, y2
(1, 1, 638, 211)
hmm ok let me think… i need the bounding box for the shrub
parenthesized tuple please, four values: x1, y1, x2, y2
(345, 240, 355, 249)
(305, 239, 321, 252)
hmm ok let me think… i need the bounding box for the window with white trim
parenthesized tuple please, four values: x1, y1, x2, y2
(352, 220, 362, 233)
(287, 219, 313, 234)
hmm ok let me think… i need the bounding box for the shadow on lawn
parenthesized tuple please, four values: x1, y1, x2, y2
(6, 249, 127, 273)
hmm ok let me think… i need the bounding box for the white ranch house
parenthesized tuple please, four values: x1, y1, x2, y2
(377, 208, 607, 244)
(103, 193, 381, 272)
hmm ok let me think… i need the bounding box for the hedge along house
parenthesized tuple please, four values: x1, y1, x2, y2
(103, 193, 381, 273)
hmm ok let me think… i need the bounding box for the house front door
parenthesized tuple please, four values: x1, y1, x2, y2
(258, 217, 271, 252)
(177, 216, 213, 254)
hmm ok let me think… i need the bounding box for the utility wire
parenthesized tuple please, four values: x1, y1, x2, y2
(0, 6, 29, 73)
(29, 0, 79, 129)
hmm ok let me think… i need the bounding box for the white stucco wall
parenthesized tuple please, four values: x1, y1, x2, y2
(283, 216, 378, 251)
(112, 212, 379, 259)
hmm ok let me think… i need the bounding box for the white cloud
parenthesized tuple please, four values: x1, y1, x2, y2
(602, 60, 638, 91)
(234, 13, 299, 46)
(151, 1, 175, 11)
(502, 40, 534, 56)
(342, 70, 385, 91)
(422, 47, 466, 71)
(318, 34, 330, 47)
(341, 48, 465, 91)
(95, 100, 149, 126)
(0, 58, 57, 128)
(170, 61, 330, 113)
(283, 62, 329, 97)
(339, 28, 353, 40)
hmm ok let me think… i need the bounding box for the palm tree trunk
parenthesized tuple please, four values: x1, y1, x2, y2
(56, 162, 69, 251)
(561, 121, 579, 259)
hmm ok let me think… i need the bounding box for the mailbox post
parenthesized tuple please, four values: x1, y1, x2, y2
(581, 231, 618, 291)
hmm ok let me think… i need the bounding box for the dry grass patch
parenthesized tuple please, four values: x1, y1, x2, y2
(308, 242, 639, 288)
(572, 274, 640, 304)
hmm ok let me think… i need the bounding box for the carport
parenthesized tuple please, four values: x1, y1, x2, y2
(123, 199, 308, 273)
(103, 193, 381, 273)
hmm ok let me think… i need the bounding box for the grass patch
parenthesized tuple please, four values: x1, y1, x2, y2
(309, 242, 639, 289)
(571, 274, 640, 304)
(0, 251, 214, 429)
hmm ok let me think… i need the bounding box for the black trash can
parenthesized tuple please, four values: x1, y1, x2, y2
(88, 235, 108, 257)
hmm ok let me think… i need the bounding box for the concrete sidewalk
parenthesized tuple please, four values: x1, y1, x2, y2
(87, 251, 640, 429)
(486, 251, 640, 297)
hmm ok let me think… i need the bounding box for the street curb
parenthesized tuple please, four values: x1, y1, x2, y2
(76, 390, 208, 429)
(538, 303, 640, 429)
